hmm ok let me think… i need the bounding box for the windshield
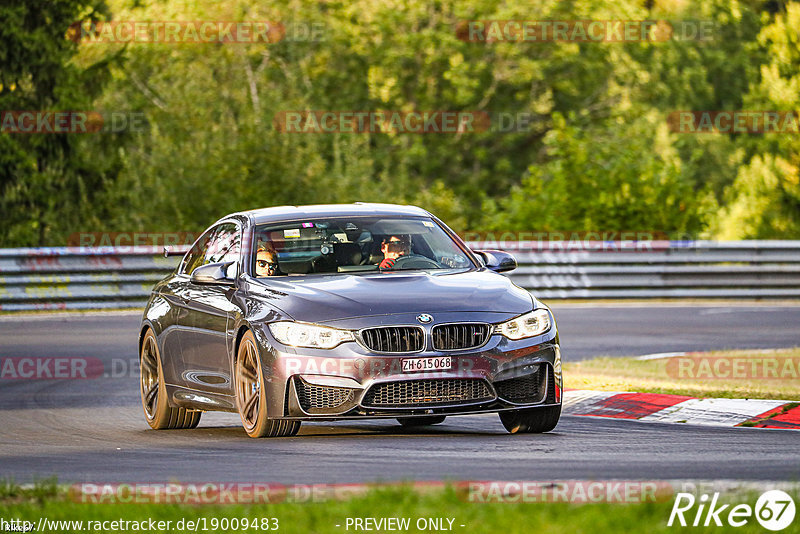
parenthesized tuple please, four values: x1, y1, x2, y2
(252, 217, 474, 277)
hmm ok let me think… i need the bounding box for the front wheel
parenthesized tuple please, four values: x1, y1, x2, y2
(235, 330, 300, 438)
(499, 405, 561, 434)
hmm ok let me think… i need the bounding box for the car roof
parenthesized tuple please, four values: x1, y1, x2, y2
(237, 203, 433, 225)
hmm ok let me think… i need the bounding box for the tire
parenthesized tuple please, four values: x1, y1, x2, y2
(397, 416, 446, 426)
(499, 405, 561, 434)
(235, 330, 301, 438)
(140, 328, 201, 430)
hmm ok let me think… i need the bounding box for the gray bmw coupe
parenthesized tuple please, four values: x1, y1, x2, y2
(139, 203, 562, 437)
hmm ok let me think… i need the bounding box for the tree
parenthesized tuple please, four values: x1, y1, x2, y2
(485, 111, 714, 235)
(713, 2, 800, 238)
(0, 0, 115, 246)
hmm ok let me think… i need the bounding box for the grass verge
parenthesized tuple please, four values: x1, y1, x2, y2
(2, 480, 797, 534)
(563, 348, 800, 400)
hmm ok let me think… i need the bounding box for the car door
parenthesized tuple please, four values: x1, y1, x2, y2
(179, 221, 243, 395)
(157, 228, 215, 387)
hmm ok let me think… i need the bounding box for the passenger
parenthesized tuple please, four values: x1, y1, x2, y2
(255, 243, 281, 276)
(379, 235, 411, 270)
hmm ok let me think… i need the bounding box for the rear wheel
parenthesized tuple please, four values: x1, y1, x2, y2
(499, 405, 561, 434)
(235, 330, 300, 438)
(397, 416, 446, 427)
(140, 328, 201, 430)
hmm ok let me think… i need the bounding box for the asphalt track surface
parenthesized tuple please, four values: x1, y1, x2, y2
(1, 304, 799, 484)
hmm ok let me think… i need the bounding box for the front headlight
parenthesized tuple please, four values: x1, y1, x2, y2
(494, 309, 551, 340)
(268, 322, 354, 349)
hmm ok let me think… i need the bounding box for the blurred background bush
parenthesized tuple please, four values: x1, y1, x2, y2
(1, 0, 798, 245)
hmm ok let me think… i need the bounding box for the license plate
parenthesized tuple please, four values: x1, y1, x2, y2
(401, 356, 452, 372)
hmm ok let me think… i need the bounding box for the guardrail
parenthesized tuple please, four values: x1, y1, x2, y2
(492, 240, 800, 299)
(1, 241, 799, 311)
(0, 246, 182, 311)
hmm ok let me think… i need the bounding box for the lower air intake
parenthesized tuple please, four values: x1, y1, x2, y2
(295, 377, 356, 413)
(494, 365, 548, 404)
(362, 378, 494, 408)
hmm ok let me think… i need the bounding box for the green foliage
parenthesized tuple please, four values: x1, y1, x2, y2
(713, 3, 800, 238)
(0, 0, 115, 245)
(1, 0, 797, 244)
(3, 483, 795, 534)
(487, 111, 715, 234)
(713, 154, 800, 238)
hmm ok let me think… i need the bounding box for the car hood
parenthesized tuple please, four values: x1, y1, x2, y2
(247, 269, 533, 323)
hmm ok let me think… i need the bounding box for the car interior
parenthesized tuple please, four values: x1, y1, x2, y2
(253, 218, 466, 276)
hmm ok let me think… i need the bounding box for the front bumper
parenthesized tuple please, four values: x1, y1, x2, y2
(254, 315, 562, 421)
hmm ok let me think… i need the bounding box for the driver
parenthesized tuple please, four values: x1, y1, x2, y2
(255, 243, 281, 276)
(379, 235, 411, 270)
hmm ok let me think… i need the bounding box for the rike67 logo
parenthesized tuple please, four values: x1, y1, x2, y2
(669, 490, 796, 530)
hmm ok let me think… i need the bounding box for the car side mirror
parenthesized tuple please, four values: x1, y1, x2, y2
(190, 261, 237, 285)
(164, 245, 187, 257)
(473, 250, 517, 273)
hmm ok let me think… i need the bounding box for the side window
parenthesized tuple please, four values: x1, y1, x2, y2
(205, 223, 241, 265)
(180, 223, 241, 275)
(180, 230, 213, 275)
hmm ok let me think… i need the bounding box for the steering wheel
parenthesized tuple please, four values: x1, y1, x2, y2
(387, 254, 441, 270)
